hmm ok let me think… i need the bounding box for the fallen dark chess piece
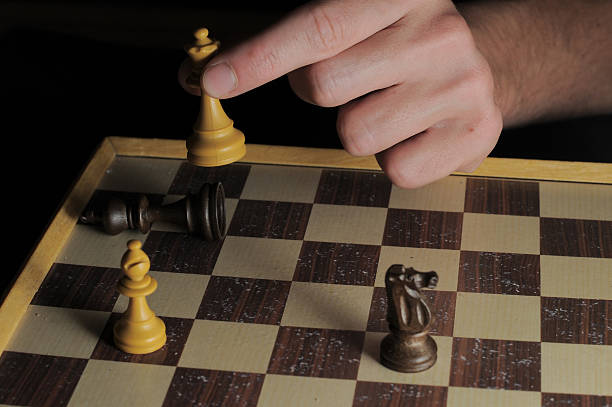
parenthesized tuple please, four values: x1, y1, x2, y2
(80, 182, 226, 241)
(380, 265, 439, 373)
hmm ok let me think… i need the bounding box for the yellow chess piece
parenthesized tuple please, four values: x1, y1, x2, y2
(113, 240, 166, 354)
(185, 28, 246, 167)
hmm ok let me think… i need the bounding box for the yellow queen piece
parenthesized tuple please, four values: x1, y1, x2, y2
(113, 240, 166, 354)
(185, 28, 246, 167)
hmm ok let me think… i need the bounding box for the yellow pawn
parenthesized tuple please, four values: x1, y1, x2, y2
(185, 28, 246, 167)
(113, 240, 166, 354)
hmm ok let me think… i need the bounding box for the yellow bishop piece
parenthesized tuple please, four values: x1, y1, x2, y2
(113, 240, 166, 354)
(185, 28, 246, 167)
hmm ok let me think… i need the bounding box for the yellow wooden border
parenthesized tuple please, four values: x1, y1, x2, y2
(0, 139, 117, 354)
(109, 137, 612, 184)
(1, 136, 610, 354)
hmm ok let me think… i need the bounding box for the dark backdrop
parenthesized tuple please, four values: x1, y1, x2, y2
(1, 1, 610, 294)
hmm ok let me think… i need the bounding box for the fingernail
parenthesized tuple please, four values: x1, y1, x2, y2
(202, 62, 237, 97)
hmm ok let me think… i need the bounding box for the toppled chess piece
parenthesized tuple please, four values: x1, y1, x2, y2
(380, 265, 439, 373)
(80, 182, 226, 241)
(185, 27, 246, 167)
(114, 240, 166, 354)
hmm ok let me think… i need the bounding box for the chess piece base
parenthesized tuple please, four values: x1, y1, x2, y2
(113, 316, 167, 354)
(187, 125, 246, 167)
(380, 330, 437, 373)
(185, 47, 246, 167)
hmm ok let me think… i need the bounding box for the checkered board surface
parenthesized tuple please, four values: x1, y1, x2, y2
(1, 155, 611, 407)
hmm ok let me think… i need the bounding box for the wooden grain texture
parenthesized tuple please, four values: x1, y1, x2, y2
(197, 276, 291, 325)
(540, 218, 612, 258)
(541, 297, 611, 345)
(383, 209, 463, 249)
(315, 170, 392, 207)
(541, 393, 612, 407)
(458, 251, 541, 296)
(143, 231, 224, 275)
(109, 137, 612, 184)
(352, 382, 447, 407)
(464, 178, 540, 216)
(0, 352, 88, 407)
(450, 338, 541, 391)
(0, 138, 116, 354)
(31, 264, 122, 312)
(267, 326, 365, 379)
(228, 200, 312, 240)
(163, 368, 265, 407)
(294, 242, 381, 286)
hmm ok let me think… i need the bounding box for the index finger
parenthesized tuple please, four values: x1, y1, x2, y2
(201, 0, 412, 98)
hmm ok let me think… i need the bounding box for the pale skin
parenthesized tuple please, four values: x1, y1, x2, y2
(180, 0, 612, 188)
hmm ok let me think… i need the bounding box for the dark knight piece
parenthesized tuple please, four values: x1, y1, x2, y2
(80, 182, 226, 241)
(380, 265, 439, 373)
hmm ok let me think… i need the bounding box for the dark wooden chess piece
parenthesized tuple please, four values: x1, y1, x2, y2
(380, 265, 439, 373)
(80, 182, 226, 241)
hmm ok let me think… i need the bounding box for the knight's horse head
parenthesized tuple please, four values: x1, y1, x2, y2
(406, 268, 438, 290)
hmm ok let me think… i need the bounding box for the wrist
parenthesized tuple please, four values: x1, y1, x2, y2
(457, 1, 523, 127)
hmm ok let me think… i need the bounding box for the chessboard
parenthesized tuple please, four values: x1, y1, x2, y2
(0, 137, 610, 407)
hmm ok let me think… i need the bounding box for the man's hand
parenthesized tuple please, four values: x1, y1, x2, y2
(187, 0, 503, 188)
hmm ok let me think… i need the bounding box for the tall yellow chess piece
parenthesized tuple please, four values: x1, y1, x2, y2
(185, 28, 246, 167)
(113, 240, 166, 354)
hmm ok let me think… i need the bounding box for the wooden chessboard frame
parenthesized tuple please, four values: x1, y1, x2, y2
(2, 136, 611, 355)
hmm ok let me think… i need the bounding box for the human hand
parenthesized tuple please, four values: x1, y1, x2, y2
(185, 0, 503, 188)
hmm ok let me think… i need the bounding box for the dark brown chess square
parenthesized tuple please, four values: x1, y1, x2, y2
(314, 169, 392, 207)
(91, 314, 193, 366)
(541, 218, 612, 258)
(352, 382, 447, 407)
(196, 276, 291, 325)
(366, 287, 456, 336)
(31, 263, 122, 311)
(383, 209, 463, 249)
(162, 368, 265, 407)
(144, 231, 224, 274)
(541, 297, 611, 345)
(267, 326, 365, 379)
(541, 393, 612, 407)
(458, 251, 540, 296)
(0, 351, 87, 407)
(450, 337, 541, 391)
(465, 178, 540, 216)
(228, 200, 312, 240)
(293, 241, 380, 286)
(168, 162, 251, 198)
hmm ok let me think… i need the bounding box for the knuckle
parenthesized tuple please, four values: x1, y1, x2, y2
(336, 107, 375, 156)
(453, 61, 496, 108)
(473, 104, 503, 140)
(245, 42, 283, 79)
(381, 157, 425, 189)
(468, 62, 495, 98)
(304, 4, 346, 55)
(431, 12, 473, 49)
(303, 63, 339, 106)
(421, 12, 475, 63)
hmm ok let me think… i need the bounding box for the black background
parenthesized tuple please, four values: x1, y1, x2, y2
(1, 1, 611, 295)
